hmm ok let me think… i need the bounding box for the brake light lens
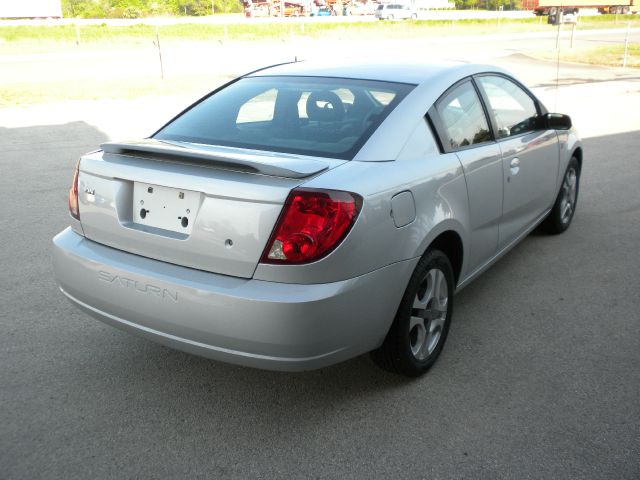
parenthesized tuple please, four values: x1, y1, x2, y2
(68, 161, 80, 220)
(261, 188, 362, 264)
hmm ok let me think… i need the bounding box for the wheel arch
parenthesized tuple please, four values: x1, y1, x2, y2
(572, 146, 583, 172)
(424, 229, 464, 286)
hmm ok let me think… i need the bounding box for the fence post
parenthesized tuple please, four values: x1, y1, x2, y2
(570, 21, 576, 48)
(622, 20, 630, 68)
(154, 25, 164, 79)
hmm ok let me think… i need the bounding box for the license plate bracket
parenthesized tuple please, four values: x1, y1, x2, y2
(132, 182, 200, 234)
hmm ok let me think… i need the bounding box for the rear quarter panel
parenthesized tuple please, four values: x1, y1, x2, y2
(253, 118, 471, 284)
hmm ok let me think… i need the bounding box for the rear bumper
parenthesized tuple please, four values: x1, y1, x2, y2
(52, 228, 416, 371)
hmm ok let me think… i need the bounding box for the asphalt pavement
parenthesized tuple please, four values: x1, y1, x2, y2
(1, 59, 639, 479)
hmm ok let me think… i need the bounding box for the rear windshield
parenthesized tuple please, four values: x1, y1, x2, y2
(154, 76, 414, 160)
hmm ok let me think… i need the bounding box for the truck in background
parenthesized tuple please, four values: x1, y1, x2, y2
(0, 0, 62, 19)
(523, 0, 639, 15)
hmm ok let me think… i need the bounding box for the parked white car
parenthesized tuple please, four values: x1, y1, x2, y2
(375, 3, 418, 19)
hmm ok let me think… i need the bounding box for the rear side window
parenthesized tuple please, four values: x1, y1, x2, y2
(155, 76, 414, 160)
(477, 75, 539, 138)
(435, 80, 491, 151)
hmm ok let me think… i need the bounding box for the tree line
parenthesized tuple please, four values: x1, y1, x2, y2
(62, 0, 243, 18)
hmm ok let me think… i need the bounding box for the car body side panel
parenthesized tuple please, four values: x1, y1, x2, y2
(498, 129, 559, 247)
(456, 130, 580, 290)
(455, 143, 503, 274)
(253, 120, 471, 284)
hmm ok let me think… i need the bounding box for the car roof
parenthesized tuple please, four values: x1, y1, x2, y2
(245, 59, 520, 161)
(247, 59, 509, 87)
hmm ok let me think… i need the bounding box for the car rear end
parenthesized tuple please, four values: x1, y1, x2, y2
(53, 73, 418, 371)
(54, 143, 409, 370)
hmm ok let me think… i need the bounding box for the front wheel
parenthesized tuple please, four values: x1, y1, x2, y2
(371, 249, 454, 377)
(541, 156, 580, 234)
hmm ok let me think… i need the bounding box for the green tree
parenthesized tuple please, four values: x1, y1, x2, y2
(487, 0, 522, 9)
(61, 0, 242, 17)
(454, 0, 478, 9)
(175, 0, 211, 15)
(62, 0, 110, 18)
(215, 0, 242, 13)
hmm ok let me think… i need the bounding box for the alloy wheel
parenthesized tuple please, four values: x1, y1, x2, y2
(560, 166, 578, 224)
(409, 268, 448, 360)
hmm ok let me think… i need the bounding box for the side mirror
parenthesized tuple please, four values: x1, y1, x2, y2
(542, 113, 572, 130)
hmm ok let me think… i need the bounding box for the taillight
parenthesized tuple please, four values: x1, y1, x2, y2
(68, 161, 80, 220)
(261, 188, 362, 265)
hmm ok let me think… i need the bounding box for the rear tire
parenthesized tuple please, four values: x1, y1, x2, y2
(541, 156, 580, 234)
(371, 249, 454, 377)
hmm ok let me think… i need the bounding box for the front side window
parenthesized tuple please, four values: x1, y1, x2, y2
(436, 80, 491, 151)
(155, 76, 414, 160)
(477, 75, 539, 139)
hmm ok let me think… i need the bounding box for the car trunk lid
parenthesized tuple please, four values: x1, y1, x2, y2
(77, 139, 343, 278)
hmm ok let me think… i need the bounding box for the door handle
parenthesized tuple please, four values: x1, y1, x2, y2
(510, 157, 520, 176)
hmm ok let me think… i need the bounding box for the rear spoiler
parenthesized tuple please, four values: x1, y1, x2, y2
(100, 139, 329, 179)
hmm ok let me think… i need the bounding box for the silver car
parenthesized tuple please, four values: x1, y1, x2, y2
(53, 61, 582, 376)
(375, 3, 418, 20)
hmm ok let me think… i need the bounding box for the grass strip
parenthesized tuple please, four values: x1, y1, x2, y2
(0, 15, 637, 45)
(535, 43, 639, 68)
